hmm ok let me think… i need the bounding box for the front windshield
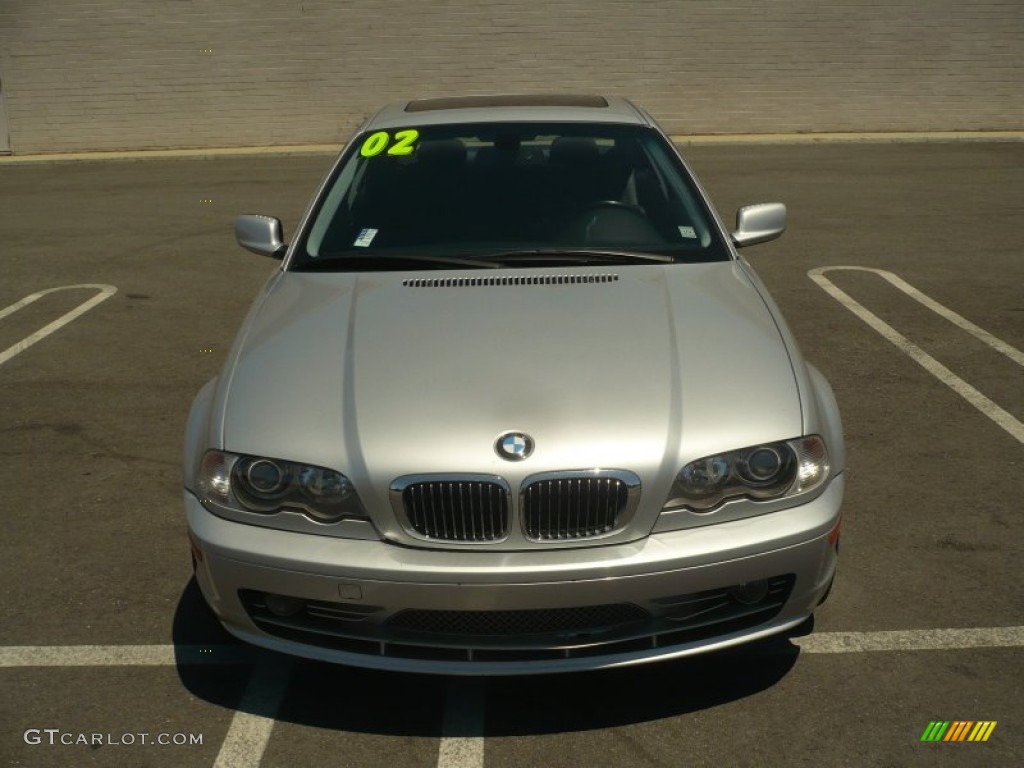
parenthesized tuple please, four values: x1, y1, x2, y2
(292, 122, 729, 271)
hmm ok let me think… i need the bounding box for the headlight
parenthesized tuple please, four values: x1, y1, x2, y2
(198, 450, 367, 523)
(663, 436, 829, 513)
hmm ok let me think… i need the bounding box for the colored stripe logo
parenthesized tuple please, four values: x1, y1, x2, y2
(920, 721, 997, 742)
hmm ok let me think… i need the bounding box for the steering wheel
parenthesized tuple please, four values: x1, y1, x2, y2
(560, 199, 659, 244)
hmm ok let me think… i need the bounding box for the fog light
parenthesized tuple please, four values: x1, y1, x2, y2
(730, 580, 769, 605)
(264, 594, 304, 617)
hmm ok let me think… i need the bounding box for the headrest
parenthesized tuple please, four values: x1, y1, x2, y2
(549, 136, 599, 165)
(416, 139, 467, 166)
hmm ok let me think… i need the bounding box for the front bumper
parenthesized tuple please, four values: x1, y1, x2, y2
(186, 474, 843, 675)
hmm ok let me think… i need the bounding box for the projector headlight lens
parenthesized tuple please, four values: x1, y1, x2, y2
(663, 436, 829, 513)
(198, 450, 367, 523)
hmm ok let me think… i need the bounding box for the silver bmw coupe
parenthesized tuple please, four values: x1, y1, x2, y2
(183, 95, 845, 674)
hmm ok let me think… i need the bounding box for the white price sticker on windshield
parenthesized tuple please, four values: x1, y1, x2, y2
(678, 225, 697, 239)
(353, 228, 378, 247)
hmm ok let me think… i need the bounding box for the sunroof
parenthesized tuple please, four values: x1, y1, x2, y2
(405, 95, 609, 112)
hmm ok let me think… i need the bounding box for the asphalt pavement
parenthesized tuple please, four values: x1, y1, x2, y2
(0, 142, 1021, 767)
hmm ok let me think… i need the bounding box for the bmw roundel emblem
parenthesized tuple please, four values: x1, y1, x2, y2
(496, 431, 534, 461)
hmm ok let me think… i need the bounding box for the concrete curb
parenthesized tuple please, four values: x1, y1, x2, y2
(673, 130, 1024, 146)
(0, 144, 342, 164)
(1, 132, 1021, 163)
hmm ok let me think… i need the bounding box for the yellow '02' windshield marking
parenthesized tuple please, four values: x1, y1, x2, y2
(360, 129, 419, 157)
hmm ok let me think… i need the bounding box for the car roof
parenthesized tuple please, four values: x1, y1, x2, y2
(363, 94, 653, 131)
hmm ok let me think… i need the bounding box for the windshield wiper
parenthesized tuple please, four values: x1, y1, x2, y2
(299, 249, 676, 271)
(475, 249, 675, 264)
(310, 252, 505, 269)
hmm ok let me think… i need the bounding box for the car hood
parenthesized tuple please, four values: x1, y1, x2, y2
(216, 263, 802, 545)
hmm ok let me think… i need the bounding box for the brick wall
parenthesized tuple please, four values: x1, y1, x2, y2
(0, 0, 1020, 153)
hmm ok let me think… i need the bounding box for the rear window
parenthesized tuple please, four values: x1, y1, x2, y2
(293, 122, 729, 270)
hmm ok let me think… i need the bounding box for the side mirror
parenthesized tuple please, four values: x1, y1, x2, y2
(235, 214, 287, 259)
(731, 203, 786, 248)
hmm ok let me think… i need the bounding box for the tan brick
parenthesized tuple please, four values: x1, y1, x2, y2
(0, 0, 1020, 152)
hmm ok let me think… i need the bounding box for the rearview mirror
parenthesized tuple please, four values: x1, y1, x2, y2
(731, 203, 786, 248)
(235, 214, 287, 259)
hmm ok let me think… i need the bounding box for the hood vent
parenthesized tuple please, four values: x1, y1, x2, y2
(403, 274, 619, 288)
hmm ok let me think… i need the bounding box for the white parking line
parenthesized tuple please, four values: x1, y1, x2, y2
(809, 267, 1024, 443)
(792, 625, 1024, 654)
(213, 659, 292, 768)
(438, 678, 485, 768)
(0, 284, 118, 367)
(3, 628, 1021, 767)
(3, 627, 1021, 668)
(813, 267, 1024, 366)
(0, 644, 252, 667)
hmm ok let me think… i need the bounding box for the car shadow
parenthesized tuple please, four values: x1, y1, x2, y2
(172, 577, 804, 738)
